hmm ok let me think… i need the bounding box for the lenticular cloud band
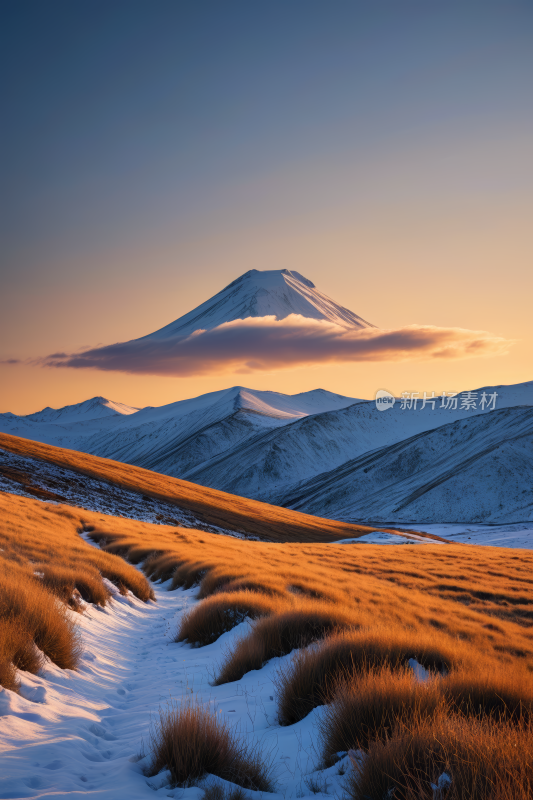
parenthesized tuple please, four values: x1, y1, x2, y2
(38, 315, 512, 377)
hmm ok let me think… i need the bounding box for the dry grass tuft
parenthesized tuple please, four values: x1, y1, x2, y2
(443, 665, 533, 724)
(0, 491, 154, 690)
(275, 628, 467, 725)
(215, 607, 354, 685)
(202, 783, 247, 800)
(38, 563, 111, 608)
(144, 553, 182, 583)
(0, 560, 83, 671)
(348, 711, 533, 800)
(318, 666, 443, 761)
(149, 702, 273, 791)
(0, 616, 43, 691)
(177, 591, 283, 646)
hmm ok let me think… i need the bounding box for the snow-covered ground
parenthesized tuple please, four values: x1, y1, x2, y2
(332, 530, 440, 546)
(399, 522, 533, 549)
(0, 564, 351, 800)
(334, 523, 533, 549)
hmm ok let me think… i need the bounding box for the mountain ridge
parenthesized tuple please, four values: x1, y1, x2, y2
(277, 405, 533, 524)
(141, 269, 375, 340)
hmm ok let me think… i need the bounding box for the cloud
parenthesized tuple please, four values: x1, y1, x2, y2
(36, 315, 513, 377)
(0, 359, 22, 365)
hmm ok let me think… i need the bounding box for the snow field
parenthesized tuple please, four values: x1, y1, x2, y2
(0, 576, 350, 800)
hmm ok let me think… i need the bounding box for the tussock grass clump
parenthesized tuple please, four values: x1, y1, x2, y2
(0, 616, 43, 691)
(171, 560, 214, 591)
(203, 783, 247, 800)
(149, 703, 273, 791)
(144, 553, 183, 583)
(0, 561, 83, 671)
(443, 666, 533, 724)
(0, 491, 154, 689)
(348, 712, 533, 800)
(198, 570, 284, 600)
(39, 563, 111, 608)
(216, 607, 354, 685)
(276, 628, 466, 725)
(177, 591, 283, 646)
(318, 666, 443, 762)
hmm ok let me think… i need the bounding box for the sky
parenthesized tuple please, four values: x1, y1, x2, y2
(1, 0, 532, 414)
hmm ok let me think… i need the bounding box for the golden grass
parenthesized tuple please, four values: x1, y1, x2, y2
(0, 493, 154, 604)
(319, 662, 533, 762)
(177, 590, 286, 646)
(319, 665, 444, 756)
(443, 664, 533, 724)
(215, 607, 355, 685)
(84, 520, 533, 680)
(0, 558, 82, 671)
(149, 702, 273, 790)
(0, 432, 433, 543)
(1, 436, 533, 793)
(275, 628, 469, 725)
(349, 712, 533, 800)
(0, 492, 154, 690)
(0, 615, 43, 692)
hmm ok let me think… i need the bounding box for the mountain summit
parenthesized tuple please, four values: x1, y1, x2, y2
(144, 269, 375, 340)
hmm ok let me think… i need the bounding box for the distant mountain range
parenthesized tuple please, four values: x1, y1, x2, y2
(2, 380, 532, 524)
(1, 268, 531, 524)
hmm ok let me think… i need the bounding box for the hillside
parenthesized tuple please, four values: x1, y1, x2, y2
(2, 489, 533, 797)
(278, 406, 533, 523)
(2, 382, 532, 514)
(0, 386, 360, 477)
(0, 432, 433, 543)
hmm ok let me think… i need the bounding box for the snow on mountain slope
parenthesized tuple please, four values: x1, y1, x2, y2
(0, 397, 141, 448)
(26, 396, 140, 423)
(279, 406, 533, 524)
(0, 387, 360, 480)
(1, 381, 532, 505)
(77, 387, 360, 477)
(182, 380, 533, 501)
(142, 269, 375, 340)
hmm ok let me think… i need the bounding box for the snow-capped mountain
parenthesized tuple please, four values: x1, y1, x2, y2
(4, 270, 529, 526)
(278, 405, 533, 524)
(25, 396, 139, 424)
(182, 380, 533, 502)
(141, 269, 375, 340)
(1, 380, 532, 526)
(0, 387, 362, 476)
(76, 386, 362, 476)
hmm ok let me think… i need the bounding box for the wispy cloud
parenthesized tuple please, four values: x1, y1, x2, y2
(33, 315, 514, 377)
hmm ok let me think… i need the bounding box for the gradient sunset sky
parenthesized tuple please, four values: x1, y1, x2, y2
(1, 0, 532, 414)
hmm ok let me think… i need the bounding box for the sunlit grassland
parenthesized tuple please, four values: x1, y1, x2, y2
(0, 492, 153, 690)
(1, 434, 533, 796)
(0, 432, 442, 543)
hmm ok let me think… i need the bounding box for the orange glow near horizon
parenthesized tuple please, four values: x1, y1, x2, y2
(1, 107, 532, 415)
